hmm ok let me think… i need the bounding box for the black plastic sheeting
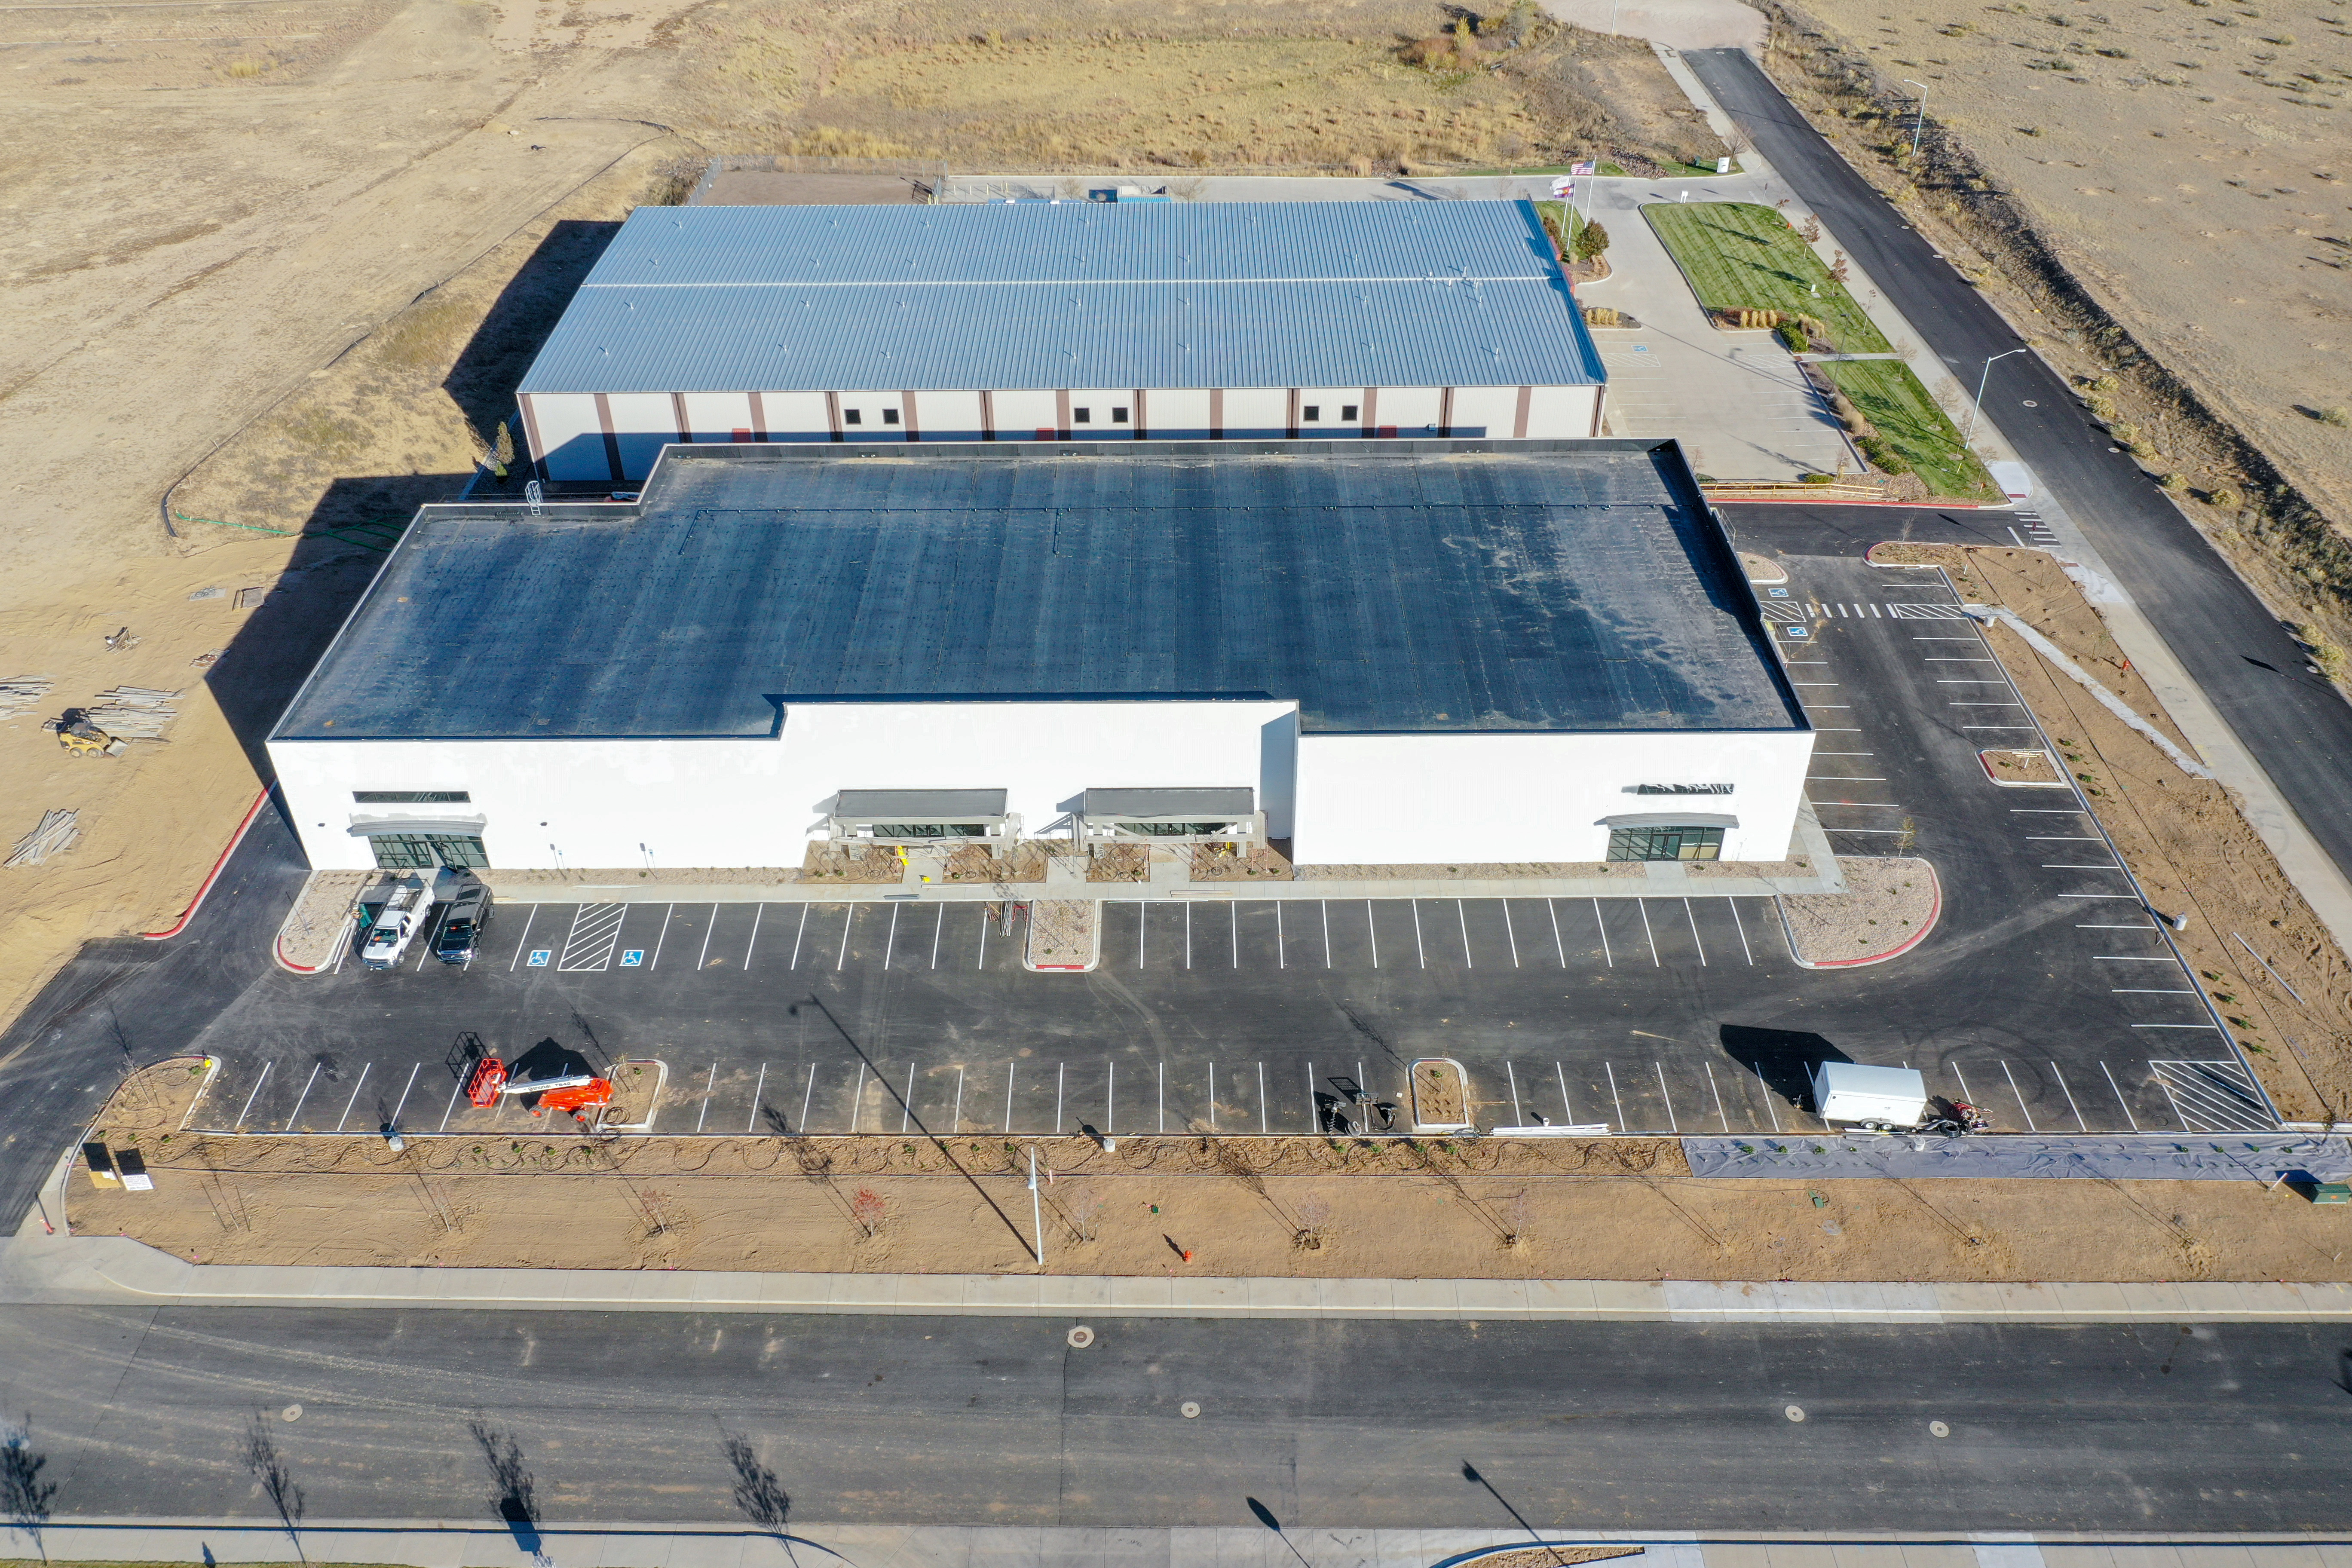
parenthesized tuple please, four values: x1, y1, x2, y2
(276, 441, 1806, 742)
(1683, 1133, 2352, 1182)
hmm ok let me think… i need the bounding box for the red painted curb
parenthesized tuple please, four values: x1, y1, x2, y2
(273, 929, 324, 974)
(1807, 867, 1943, 969)
(142, 787, 271, 940)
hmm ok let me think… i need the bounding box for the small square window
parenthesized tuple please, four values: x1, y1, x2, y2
(1302, 404, 1321, 422)
(843, 408, 863, 425)
(882, 407, 900, 425)
(1073, 407, 1092, 423)
(1112, 407, 1130, 423)
(1342, 404, 1360, 421)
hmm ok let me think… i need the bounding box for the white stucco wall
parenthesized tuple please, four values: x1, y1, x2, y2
(271, 700, 1295, 872)
(1291, 729, 1816, 865)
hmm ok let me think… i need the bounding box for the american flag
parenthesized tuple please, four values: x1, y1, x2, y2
(1571, 159, 1596, 176)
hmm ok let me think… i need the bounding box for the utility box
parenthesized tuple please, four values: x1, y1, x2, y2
(1811, 1062, 1929, 1127)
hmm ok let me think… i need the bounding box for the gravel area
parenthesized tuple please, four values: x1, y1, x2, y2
(1979, 747, 2063, 786)
(1777, 856, 1938, 967)
(273, 871, 371, 969)
(1025, 900, 1100, 969)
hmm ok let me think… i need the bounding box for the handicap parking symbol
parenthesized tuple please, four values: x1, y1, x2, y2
(527, 949, 551, 967)
(620, 949, 645, 967)
(1767, 587, 1791, 597)
(1784, 625, 1811, 640)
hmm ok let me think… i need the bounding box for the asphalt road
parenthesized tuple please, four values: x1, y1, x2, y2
(1685, 48, 2352, 880)
(0, 794, 309, 1230)
(3, 1306, 2349, 1530)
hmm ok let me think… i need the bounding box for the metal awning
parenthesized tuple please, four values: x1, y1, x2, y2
(347, 816, 488, 838)
(1600, 812, 1739, 830)
(833, 789, 1008, 822)
(1081, 787, 1255, 820)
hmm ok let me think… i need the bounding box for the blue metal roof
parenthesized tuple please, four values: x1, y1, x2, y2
(516, 201, 1605, 395)
(273, 440, 1803, 743)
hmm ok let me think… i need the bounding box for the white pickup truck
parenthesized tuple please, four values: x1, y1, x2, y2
(359, 876, 433, 970)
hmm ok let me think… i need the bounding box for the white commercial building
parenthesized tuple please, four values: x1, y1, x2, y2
(514, 199, 1608, 483)
(270, 440, 1812, 874)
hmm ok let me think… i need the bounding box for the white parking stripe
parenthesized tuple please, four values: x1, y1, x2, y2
(508, 904, 539, 971)
(2100, 1061, 2141, 1131)
(696, 903, 719, 970)
(335, 1063, 372, 1132)
(744, 903, 764, 970)
(388, 1062, 420, 1132)
(647, 904, 674, 969)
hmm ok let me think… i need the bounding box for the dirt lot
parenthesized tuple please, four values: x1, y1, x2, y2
(1761, 0, 2352, 658)
(1874, 544, 2352, 1121)
(72, 1125, 2352, 1280)
(0, 0, 1729, 1041)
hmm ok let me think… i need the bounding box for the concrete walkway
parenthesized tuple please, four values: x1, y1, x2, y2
(460, 810, 1844, 907)
(9, 1227, 2349, 1324)
(14, 1524, 2350, 1568)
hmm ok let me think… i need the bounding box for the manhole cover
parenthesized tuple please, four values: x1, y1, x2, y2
(1929, 1420, 1951, 1438)
(1180, 1401, 1201, 1419)
(281, 1404, 303, 1423)
(1784, 1405, 1806, 1423)
(1066, 1325, 1095, 1349)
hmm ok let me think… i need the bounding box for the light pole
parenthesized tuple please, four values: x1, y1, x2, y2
(1903, 80, 1929, 156)
(1963, 347, 2029, 445)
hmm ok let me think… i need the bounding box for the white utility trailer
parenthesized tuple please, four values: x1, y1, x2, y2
(1810, 1062, 1929, 1127)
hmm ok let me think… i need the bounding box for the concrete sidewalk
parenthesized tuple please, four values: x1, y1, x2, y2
(10, 1519, 2350, 1568)
(9, 1228, 2349, 1323)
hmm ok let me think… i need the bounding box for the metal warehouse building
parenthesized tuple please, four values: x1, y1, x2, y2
(515, 200, 1608, 482)
(270, 439, 1811, 875)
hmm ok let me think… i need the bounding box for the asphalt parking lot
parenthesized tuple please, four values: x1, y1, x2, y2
(182, 554, 2268, 1145)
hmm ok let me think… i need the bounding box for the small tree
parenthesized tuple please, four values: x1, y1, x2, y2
(849, 1186, 888, 1238)
(1571, 220, 1611, 262)
(493, 420, 515, 478)
(1799, 213, 1822, 244)
(1829, 248, 1850, 283)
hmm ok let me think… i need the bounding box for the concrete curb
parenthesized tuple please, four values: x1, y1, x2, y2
(6, 1231, 2350, 1322)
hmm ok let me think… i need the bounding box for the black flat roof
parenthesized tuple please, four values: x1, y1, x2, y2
(272, 440, 1806, 742)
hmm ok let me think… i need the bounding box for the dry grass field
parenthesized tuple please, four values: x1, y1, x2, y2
(1760, 0, 2352, 652)
(0, 0, 1722, 1037)
(665, 0, 1724, 172)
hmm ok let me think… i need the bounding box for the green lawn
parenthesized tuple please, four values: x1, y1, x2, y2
(1642, 200, 1886, 350)
(1643, 200, 1998, 501)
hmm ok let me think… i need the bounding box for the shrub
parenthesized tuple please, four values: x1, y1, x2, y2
(2208, 484, 2244, 509)
(2320, 406, 2351, 429)
(1856, 434, 1914, 475)
(1775, 321, 1809, 352)
(1571, 220, 1611, 261)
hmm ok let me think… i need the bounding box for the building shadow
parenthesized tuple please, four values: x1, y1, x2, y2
(1720, 1024, 1849, 1114)
(196, 221, 626, 787)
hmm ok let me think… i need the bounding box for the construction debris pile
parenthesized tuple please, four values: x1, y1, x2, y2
(5, 809, 80, 867)
(0, 677, 55, 720)
(82, 686, 181, 739)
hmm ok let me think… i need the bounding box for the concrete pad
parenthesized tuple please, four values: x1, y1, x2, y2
(1524, 1278, 1601, 1317)
(1926, 1283, 2009, 1320)
(1050, 1274, 1117, 1312)
(1107, 1274, 1179, 1313)
(1245, 1277, 1321, 1317)
(2168, 1280, 2255, 1317)
(1989, 1282, 2066, 1318)
(1315, 1277, 1395, 1315)
(2049, 1281, 2132, 1318)
(1385, 1278, 1463, 1319)
(2114, 1282, 2190, 1317)
(1591, 1279, 1671, 1318)
(961, 1274, 1047, 1312)
(1663, 1279, 1743, 1320)
(1451, 1278, 1532, 1318)
(894, 1274, 971, 1312)
(755, 1272, 833, 1308)
(1169, 1276, 1253, 1314)
(2230, 1283, 2308, 1318)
